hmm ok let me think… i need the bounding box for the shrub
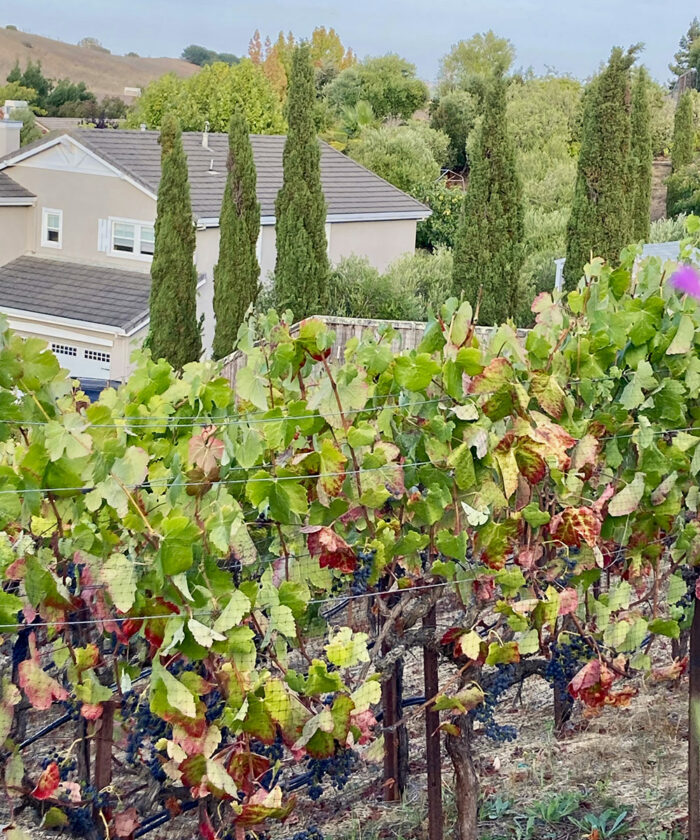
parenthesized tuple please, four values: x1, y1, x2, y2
(648, 213, 687, 242)
(326, 256, 424, 321)
(348, 124, 445, 194)
(429, 90, 477, 171)
(415, 181, 463, 250)
(383, 247, 454, 314)
(666, 162, 700, 217)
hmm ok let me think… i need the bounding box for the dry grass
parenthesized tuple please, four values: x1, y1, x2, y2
(0, 26, 198, 100)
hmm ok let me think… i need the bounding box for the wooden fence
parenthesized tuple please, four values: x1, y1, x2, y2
(220, 315, 528, 387)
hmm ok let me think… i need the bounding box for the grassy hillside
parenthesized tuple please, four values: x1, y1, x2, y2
(0, 26, 198, 100)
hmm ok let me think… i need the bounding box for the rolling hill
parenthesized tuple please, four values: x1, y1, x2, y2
(0, 25, 199, 100)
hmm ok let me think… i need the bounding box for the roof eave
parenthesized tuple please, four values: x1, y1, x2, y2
(0, 305, 128, 335)
(0, 197, 36, 206)
(196, 209, 432, 228)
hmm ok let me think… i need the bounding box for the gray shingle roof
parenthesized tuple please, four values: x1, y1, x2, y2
(36, 117, 84, 133)
(69, 129, 429, 221)
(0, 256, 150, 331)
(0, 171, 35, 200)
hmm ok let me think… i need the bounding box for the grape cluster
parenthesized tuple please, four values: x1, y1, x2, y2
(148, 754, 167, 783)
(351, 550, 375, 595)
(123, 694, 167, 766)
(67, 783, 109, 812)
(553, 548, 579, 588)
(678, 565, 700, 609)
(41, 750, 77, 780)
(67, 807, 94, 836)
(292, 827, 324, 840)
(253, 733, 284, 762)
(205, 692, 225, 723)
(472, 665, 518, 743)
(306, 748, 358, 800)
(544, 638, 588, 695)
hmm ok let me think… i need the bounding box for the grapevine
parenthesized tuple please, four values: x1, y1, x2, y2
(0, 232, 698, 840)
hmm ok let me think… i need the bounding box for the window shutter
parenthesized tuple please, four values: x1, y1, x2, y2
(97, 219, 110, 253)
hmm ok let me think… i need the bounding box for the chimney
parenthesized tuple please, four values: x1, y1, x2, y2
(202, 120, 210, 149)
(0, 101, 24, 156)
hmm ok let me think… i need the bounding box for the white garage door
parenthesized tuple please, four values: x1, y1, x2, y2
(51, 342, 112, 379)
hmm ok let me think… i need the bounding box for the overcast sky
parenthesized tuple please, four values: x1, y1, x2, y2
(3, 0, 698, 84)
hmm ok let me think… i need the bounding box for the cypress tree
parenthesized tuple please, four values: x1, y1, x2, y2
(452, 71, 524, 325)
(212, 108, 261, 359)
(146, 113, 201, 368)
(563, 47, 638, 289)
(274, 42, 329, 318)
(671, 90, 694, 173)
(629, 67, 653, 242)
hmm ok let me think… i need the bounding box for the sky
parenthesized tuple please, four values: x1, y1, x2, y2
(2, 0, 699, 84)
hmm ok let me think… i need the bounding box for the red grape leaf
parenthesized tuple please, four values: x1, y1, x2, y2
(31, 762, 60, 800)
(549, 506, 601, 548)
(113, 808, 139, 838)
(18, 633, 68, 711)
(568, 660, 616, 707)
(302, 525, 356, 574)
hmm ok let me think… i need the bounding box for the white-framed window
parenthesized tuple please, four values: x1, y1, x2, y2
(84, 349, 111, 363)
(109, 218, 155, 260)
(41, 208, 63, 249)
(51, 343, 77, 357)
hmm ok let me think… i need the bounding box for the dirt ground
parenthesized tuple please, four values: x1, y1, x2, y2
(0, 627, 689, 840)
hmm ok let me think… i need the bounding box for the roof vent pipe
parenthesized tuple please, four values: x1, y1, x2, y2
(140, 123, 146, 132)
(202, 120, 210, 149)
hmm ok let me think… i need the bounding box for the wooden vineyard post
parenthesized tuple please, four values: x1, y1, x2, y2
(689, 596, 700, 838)
(381, 652, 404, 801)
(94, 700, 115, 793)
(423, 606, 443, 840)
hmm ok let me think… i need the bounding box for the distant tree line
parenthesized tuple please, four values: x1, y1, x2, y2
(181, 44, 240, 67)
(3, 59, 127, 120)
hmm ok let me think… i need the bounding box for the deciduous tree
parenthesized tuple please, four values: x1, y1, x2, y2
(146, 114, 201, 368)
(213, 109, 260, 359)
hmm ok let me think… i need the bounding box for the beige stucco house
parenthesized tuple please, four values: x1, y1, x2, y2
(0, 117, 429, 384)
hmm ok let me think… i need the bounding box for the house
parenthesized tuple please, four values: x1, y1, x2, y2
(0, 115, 429, 384)
(553, 241, 682, 291)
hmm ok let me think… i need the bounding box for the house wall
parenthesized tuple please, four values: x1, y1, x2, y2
(328, 219, 418, 272)
(0, 206, 31, 265)
(3, 312, 133, 381)
(6, 163, 156, 271)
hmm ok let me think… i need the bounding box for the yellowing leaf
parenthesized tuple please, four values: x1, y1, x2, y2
(608, 472, 645, 517)
(188, 619, 227, 648)
(667, 314, 695, 355)
(213, 590, 251, 634)
(100, 553, 136, 613)
(325, 627, 370, 668)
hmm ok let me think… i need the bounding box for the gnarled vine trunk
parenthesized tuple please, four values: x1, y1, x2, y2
(445, 713, 478, 840)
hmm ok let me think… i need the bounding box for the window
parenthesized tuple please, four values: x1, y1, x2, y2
(51, 343, 77, 357)
(42, 208, 62, 249)
(84, 349, 111, 363)
(109, 219, 155, 259)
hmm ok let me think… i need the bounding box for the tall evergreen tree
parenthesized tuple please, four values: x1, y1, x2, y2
(146, 113, 201, 368)
(671, 90, 694, 173)
(274, 42, 329, 318)
(452, 71, 523, 325)
(212, 108, 261, 360)
(563, 46, 637, 290)
(629, 68, 653, 242)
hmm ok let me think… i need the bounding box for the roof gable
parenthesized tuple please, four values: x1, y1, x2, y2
(1, 129, 429, 223)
